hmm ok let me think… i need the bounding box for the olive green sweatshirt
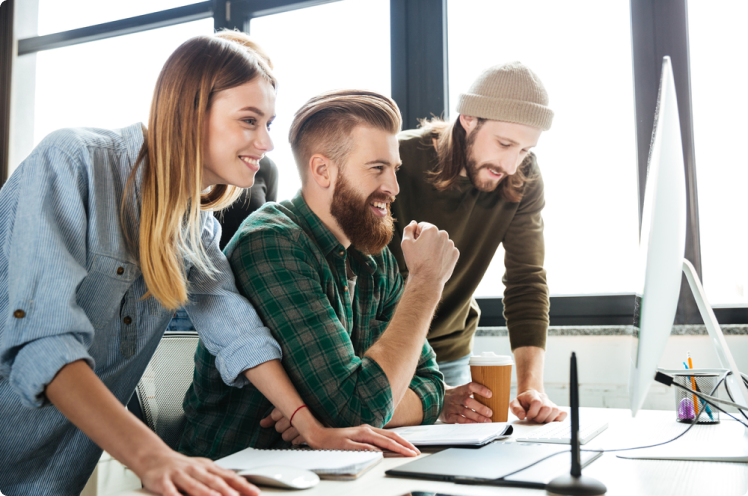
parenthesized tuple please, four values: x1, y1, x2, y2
(388, 128, 549, 362)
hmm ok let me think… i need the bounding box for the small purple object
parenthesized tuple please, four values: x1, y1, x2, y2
(678, 398, 695, 420)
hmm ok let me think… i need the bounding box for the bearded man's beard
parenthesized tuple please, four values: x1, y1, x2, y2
(464, 126, 507, 193)
(330, 172, 395, 255)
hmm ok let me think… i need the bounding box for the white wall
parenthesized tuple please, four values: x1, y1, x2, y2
(474, 334, 748, 412)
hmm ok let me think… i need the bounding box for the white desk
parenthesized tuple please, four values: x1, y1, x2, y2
(115, 408, 748, 496)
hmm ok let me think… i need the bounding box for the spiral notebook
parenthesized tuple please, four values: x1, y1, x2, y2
(389, 422, 513, 447)
(215, 447, 383, 480)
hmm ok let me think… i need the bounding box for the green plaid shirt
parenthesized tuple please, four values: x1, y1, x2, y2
(179, 192, 444, 459)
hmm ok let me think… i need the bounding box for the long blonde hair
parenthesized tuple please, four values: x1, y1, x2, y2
(123, 34, 276, 310)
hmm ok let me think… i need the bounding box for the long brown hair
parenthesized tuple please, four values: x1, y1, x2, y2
(421, 116, 534, 203)
(123, 34, 276, 310)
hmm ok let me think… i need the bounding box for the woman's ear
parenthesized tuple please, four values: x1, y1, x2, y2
(309, 154, 333, 189)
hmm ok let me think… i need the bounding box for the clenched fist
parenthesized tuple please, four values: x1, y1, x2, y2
(400, 221, 459, 287)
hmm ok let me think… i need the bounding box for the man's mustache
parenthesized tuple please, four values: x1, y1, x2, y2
(478, 163, 509, 176)
(368, 194, 396, 204)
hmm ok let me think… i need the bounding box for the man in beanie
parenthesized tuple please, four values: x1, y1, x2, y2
(389, 61, 566, 424)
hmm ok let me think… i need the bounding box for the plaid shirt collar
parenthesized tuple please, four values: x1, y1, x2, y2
(290, 191, 378, 275)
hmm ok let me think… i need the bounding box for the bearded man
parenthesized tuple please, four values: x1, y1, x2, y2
(180, 90, 460, 457)
(389, 62, 567, 424)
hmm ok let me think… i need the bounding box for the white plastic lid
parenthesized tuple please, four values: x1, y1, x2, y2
(468, 352, 513, 366)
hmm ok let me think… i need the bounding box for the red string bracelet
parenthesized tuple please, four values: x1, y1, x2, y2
(289, 404, 308, 427)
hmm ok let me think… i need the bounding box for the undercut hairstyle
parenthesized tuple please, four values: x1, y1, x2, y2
(122, 34, 276, 311)
(288, 90, 402, 182)
(420, 116, 534, 203)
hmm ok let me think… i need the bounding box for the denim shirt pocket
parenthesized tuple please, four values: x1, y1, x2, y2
(76, 254, 140, 330)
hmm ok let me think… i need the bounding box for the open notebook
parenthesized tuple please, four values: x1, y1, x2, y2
(389, 422, 513, 447)
(215, 447, 383, 480)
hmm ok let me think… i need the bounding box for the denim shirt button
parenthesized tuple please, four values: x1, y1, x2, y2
(13, 309, 25, 319)
(123, 316, 132, 325)
(116, 267, 125, 275)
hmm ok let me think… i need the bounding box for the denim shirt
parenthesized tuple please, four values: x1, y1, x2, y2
(0, 124, 282, 495)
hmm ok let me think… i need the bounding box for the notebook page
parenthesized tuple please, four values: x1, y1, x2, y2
(389, 422, 511, 445)
(215, 447, 383, 474)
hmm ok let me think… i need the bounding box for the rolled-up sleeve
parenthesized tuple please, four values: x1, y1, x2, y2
(185, 214, 282, 388)
(1, 141, 96, 408)
(408, 346, 444, 425)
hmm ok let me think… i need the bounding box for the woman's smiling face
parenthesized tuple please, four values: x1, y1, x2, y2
(201, 77, 276, 190)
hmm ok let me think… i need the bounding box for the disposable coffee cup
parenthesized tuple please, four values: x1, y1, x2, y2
(469, 352, 513, 422)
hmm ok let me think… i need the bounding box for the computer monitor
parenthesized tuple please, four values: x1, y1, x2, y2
(625, 56, 748, 462)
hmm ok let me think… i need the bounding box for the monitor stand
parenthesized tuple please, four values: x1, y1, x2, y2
(620, 259, 748, 463)
(546, 352, 606, 495)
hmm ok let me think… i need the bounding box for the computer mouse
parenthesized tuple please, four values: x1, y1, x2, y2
(237, 465, 320, 489)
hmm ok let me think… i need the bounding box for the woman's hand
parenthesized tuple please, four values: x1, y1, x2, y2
(308, 424, 420, 456)
(138, 448, 260, 496)
(260, 407, 420, 457)
(44, 361, 260, 496)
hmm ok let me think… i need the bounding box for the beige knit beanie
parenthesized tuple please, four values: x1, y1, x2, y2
(456, 61, 553, 131)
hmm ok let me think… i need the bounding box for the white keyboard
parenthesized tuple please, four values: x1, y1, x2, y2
(514, 420, 608, 445)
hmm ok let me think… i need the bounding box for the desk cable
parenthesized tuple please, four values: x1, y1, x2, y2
(466, 370, 748, 484)
(653, 370, 748, 429)
(455, 370, 748, 484)
(582, 369, 748, 456)
(722, 371, 748, 423)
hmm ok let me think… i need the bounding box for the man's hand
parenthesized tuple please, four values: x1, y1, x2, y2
(510, 389, 567, 423)
(439, 383, 494, 424)
(260, 408, 421, 457)
(400, 221, 459, 286)
(511, 347, 564, 423)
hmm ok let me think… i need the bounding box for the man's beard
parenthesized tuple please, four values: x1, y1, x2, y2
(464, 127, 508, 193)
(329, 172, 395, 256)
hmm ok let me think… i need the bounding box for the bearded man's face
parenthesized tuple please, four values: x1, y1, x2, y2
(462, 118, 542, 192)
(329, 126, 401, 255)
(330, 172, 395, 255)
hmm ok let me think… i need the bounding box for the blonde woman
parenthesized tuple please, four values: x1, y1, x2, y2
(0, 34, 416, 496)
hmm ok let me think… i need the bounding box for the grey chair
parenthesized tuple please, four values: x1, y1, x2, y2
(129, 331, 200, 450)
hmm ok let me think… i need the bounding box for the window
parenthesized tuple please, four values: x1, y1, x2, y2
(448, 0, 639, 297)
(249, 0, 391, 202)
(37, 0, 201, 35)
(32, 18, 213, 146)
(688, 1, 748, 305)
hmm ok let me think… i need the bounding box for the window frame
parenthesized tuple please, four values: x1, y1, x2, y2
(4, 0, 746, 325)
(0, 0, 13, 187)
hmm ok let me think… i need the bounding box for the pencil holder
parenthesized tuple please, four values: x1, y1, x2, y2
(672, 371, 720, 424)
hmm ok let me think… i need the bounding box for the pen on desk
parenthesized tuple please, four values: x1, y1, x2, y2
(686, 353, 699, 417)
(685, 356, 714, 421)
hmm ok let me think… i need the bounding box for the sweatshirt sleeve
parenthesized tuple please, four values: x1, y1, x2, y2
(501, 155, 550, 350)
